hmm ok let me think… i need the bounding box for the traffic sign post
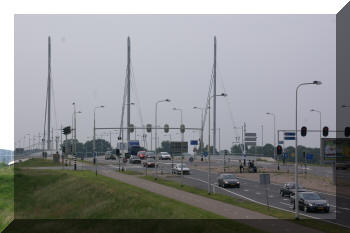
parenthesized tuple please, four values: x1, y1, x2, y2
(260, 174, 271, 209)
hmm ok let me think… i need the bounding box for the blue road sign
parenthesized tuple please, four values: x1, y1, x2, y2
(190, 140, 198, 145)
(283, 153, 288, 159)
(306, 153, 313, 160)
(203, 151, 208, 157)
(284, 136, 296, 140)
(278, 141, 284, 144)
(284, 132, 296, 136)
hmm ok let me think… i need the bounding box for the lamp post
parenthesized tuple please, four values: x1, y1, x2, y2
(208, 93, 227, 194)
(155, 99, 171, 180)
(173, 107, 184, 186)
(93, 105, 104, 175)
(295, 81, 322, 219)
(266, 112, 278, 170)
(193, 106, 205, 159)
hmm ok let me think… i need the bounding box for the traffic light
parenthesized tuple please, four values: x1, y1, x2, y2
(301, 126, 307, 137)
(277, 145, 283, 155)
(323, 126, 329, 137)
(129, 124, 134, 133)
(63, 126, 71, 135)
(345, 127, 350, 137)
(146, 124, 152, 133)
(180, 124, 185, 133)
(164, 124, 169, 133)
(118, 136, 121, 140)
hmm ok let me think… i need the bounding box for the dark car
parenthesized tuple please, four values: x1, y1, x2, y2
(291, 192, 330, 213)
(217, 173, 240, 188)
(280, 182, 307, 197)
(143, 158, 157, 168)
(129, 155, 141, 164)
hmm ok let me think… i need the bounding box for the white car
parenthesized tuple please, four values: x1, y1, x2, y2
(172, 163, 190, 175)
(159, 152, 171, 160)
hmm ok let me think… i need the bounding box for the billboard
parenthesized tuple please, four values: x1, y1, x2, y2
(321, 138, 350, 163)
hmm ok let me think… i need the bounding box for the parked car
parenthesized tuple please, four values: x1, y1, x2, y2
(217, 173, 240, 188)
(291, 192, 330, 213)
(105, 151, 116, 160)
(137, 151, 147, 159)
(129, 155, 141, 164)
(280, 182, 307, 197)
(171, 163, 190, 175)
(143, 158, 157, 168)
(159, 152, 171, 160)
(145, 151, 156, 159)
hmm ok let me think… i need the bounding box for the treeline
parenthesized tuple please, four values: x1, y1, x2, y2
(231, 143, 321, 163)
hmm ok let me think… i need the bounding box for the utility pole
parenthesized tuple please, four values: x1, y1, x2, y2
(126, 37, 131, 142)
(261, 125, 264, 146)
(47, 36, 51, 152)
(213, 36, 217, 157)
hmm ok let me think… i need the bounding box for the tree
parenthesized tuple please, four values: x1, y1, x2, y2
(84, 139, 111, 153)
(231, 144, 242, 154)
(262, 143, 274, 157)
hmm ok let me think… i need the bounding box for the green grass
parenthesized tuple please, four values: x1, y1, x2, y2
(11, 167, 266, 233)
(0, 166, 14, 232)
(15, 158, 60, 168)
(140, 175, 350, 233)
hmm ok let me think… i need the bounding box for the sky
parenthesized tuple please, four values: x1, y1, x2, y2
(14, 14, 336, 152)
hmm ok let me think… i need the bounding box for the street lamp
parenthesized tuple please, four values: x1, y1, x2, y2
(295, 80, 322, 219)
(93, 105, 104, 175)
(266, 112, 278, 170)
(208, 93, 227, 194)
(173, 107, 185, 186)
(155, 98, 170, 180)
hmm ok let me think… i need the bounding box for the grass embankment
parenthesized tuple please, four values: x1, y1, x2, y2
(10, 162, 265, 233)
(140, 175, 350, 233)
(0, 164, 14, 232)
(15, 158, 61, 168)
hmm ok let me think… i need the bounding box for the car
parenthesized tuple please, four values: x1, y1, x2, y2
(217, 173, 240, 188)
(171, 163, 190, 175)
(159, 152, 171, 160)
(291, 192, 330, 213)
(280, 182, 307, 197)
(105, 151, 116, 160)
(129, 155, 141, 164)
(145, 151, 156, 159)
(143, 158, 157, 168)
(137, 151, 146, 159)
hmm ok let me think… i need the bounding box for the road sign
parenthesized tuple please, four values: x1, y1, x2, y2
(245, 137, 257, 142)
(128, 140, 139, 147)
(170, 141, 188, 155)
(190, 140, 198, 145)
(278, 141, 284, 144)
(284, 136, 296, 140)
(259, 174, 270, 185)
(245, 133, 256, 137)
(306, 153, 313, 160)
(283, 153, 288, 159)
(284, 132, 296, 136)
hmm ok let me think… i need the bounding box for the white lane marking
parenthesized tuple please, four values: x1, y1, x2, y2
(255, 192, 261, 195)
(283, 199, 289, 201)
(244, 189, 249, 192)
(280, 202, 292, 207)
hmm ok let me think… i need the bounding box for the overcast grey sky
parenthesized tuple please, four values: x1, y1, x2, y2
(14, 15, 336, 151)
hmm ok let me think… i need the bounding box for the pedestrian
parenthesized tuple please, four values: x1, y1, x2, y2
(239, 160, 243, 173)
